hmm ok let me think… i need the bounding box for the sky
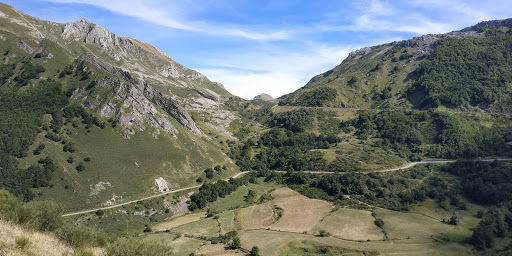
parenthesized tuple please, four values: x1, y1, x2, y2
(3, 0, 512, 99)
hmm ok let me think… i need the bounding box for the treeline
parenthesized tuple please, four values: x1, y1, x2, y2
(344, 110, 510, 160)
(412, 28, 512, 109)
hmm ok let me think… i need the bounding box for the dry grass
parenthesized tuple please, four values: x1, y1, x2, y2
(196, 243, 244, 256)
(237, 203, 274, 230)
(269, 187, 333, 233)
(167, 236, 205, 256)
(313, 208, 385, 241)
(374, 208, 454, 239)
(217, 210, 238, 234)
(170, 217, 220, 237)
(152, 212, 206, 231)
(237, 229, 473, 256)
(0, 219, 73, 256)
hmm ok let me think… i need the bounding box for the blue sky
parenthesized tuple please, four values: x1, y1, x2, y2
(4, 0, 512, 99)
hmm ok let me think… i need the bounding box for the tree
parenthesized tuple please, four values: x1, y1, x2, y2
(76, 162, 85, 172)
(96, 209, 104, 217)
(231, 236, 241, 249)
(251, 246, 260, 256)
(205, 168, 214, 179)
(374, 219, 385, 228)
(449, 212, 459, 225)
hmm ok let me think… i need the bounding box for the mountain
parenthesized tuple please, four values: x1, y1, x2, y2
(280, 19, 512, 112)
(0, 3, 246, 211)
(253, 93, 274, 101)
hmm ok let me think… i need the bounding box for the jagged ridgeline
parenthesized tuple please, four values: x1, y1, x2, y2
(280, 19, 512, 112)
(0, 3, 245, 210)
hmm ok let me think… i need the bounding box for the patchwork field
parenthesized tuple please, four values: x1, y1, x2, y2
(313, 208, 385, 241)
(146, 182, 477, 256)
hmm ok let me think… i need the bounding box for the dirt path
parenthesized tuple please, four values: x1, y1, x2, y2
(62, 171, 250, 217)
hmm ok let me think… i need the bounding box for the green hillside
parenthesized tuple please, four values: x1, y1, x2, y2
(0, 3, 243, 211)
(280, 20, 512, 112)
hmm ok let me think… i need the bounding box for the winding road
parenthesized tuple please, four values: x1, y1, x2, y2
(62, 158, 511, 217)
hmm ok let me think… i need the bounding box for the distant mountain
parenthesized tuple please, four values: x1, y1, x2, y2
(253, 93, 274, 101)
(280, 18, 512, 112)
(0, 3, 245, 210)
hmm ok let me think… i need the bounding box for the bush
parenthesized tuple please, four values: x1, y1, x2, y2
(374, 219, 385, 228)
(231, 236, 241, 249)
(28, 200, 63, 232)
(15, 236, 30, 250)
(57, 224, 107, 248)
(318, 229, 331, 237)
(106, 238, 173, 256)
(251, 246, 260, 256)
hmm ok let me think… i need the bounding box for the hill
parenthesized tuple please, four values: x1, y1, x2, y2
(0, 3, 246, 211)
(279, 19, 512, 112)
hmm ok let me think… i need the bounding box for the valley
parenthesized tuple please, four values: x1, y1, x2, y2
(1, 2, 512, 256)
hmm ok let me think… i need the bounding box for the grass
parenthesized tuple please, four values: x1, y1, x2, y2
(208, 178, 279, 214)
(238, 229, 472, 256)
(153, 212, 206, 231)
(25, 116, 237, 212)
(217, 210, 238, 234)
(269, 187, 333, 233)
(313, 208, 385, 241)
(170, 217, 220, 238)
(196, 243, 244, 256)
(0, 219, 74, 256)
(140, 233, 205, 256)
(373, 208, 454, 240)
(237, 203, 274, 230)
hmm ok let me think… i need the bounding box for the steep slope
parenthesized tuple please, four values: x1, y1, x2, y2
(0, 3, 244, 211)
(280, 18, 512, 112)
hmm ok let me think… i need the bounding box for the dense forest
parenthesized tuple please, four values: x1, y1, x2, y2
(412, 28, 512, 109)
(344, 110, 510, 160)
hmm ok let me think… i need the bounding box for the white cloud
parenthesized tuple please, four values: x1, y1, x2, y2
(197, 45, 353, 99)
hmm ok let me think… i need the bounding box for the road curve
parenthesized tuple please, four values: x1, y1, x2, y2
(62, 171, 250, 217)
(63, 158, 512, 217)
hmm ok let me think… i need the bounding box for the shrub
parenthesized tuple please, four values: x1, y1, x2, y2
(57, 224, 104, 248)
(251, 246, 260, 256)
(28, 200, 63, 232)
(318, 229, 331, 237)
(231, 236, 241, 249)
(374, 219, 385, 228)
(15, 236, 30, 250)
(106, 238, 173, 256)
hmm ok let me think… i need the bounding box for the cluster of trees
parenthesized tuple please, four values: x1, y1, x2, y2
(188, 173, 255, 210)
(412, 28, 512, 108)
(344, 110, 509, 160)
(13, 61, 46, 86)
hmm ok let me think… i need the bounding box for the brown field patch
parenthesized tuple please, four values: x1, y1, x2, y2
(237, 202, 274, 230)
(313, 208, 385, 241)
(196, 243, 244, 256)
(269, 187, 334, 233)
(153, 212, 206, 231)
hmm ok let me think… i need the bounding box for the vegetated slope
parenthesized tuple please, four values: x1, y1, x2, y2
(0, 3, 244, 211)
(280, 18, 512, 112)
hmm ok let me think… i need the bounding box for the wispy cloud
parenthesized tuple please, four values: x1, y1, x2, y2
(44, 0, 293, 41)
